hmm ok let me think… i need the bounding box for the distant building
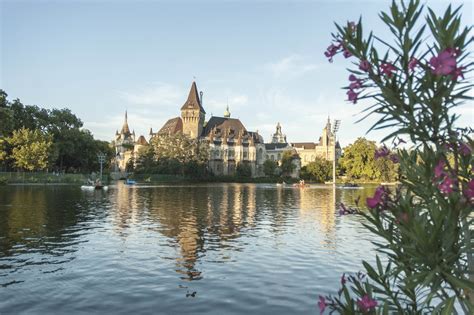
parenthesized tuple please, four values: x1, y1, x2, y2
(265, 123, 300, 178)
(112, 81, 341, 178)
(113, 111, 148, 172)
(291, 118, 341, 167)
(151, 81, 266, 177)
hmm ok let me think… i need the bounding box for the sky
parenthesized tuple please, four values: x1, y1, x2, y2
(1, 0, 473, 147)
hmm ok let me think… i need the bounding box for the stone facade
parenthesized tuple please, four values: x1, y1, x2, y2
(113, 111, 148, 172)
(265, 123, 301, 178)
(113, 81, 341, 178)
(291, 118, 341, 167)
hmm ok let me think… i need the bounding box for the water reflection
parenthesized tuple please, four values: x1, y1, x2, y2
(0, 183, 378, 314)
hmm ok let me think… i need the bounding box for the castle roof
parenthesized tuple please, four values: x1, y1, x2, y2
(180, 81, 205, 114)
(291, 142, 317, 150)
(265, 143, 290, 150)
(121, 111, 131, 135)
(158, 117, 183, 135)
(202, 116, 247, 137)
(136, 135, 148, 145)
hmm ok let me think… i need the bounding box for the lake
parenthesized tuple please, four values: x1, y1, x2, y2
(0, 183, 378, 314)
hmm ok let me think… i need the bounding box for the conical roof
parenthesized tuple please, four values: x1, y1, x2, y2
(121, 111, 131, 135)
(180, 81, 206, 113)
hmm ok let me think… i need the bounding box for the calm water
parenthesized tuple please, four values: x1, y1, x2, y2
(0, 183, 378, 314)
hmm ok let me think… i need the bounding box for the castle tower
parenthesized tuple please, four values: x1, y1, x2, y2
(271, 122, 287, 143)
(321, 116, 332, 147)
(180, 81, 206, 139)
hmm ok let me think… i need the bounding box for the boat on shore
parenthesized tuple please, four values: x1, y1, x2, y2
(125, 179, 136, 185)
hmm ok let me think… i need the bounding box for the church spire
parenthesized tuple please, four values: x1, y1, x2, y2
(121, 110, 131, 135)
(180, 81, 206, 113)
(224, 100, 231, 118)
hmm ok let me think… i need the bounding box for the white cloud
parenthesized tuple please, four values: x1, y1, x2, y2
(267, 54, 319, 79)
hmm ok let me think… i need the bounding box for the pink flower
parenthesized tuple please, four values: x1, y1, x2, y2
(359, 60, 371, 72)
(347, 89, 358, 104)
(408, 57, 418, 71)
(366, 186, 385, 209)
(389, 154, 400, 164)
(324, 42, 342, 63)
(349, 74, 357, 81)
(374, 146, 390, 159)
(459, 142, 471, 156)
(343, 48, 352, 58)
(452, 67, 465, 80)
(430, 49, 457, 76)
(434, 160, 446, 179)
(340, 273, 346, 285)
(349, 80, 362, 90)
(438, 176, 455, 195)
(380, 62, 396, 77)
(464, 180, 474, 202)
(357, 295, 378, 312)
(318, 296, 327, 314)
(348, 21, 357, 33)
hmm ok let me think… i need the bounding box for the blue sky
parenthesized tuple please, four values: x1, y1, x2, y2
(1, 0, 472, 146)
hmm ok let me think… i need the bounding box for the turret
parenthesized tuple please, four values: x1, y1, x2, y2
(181, 81, 206, 139)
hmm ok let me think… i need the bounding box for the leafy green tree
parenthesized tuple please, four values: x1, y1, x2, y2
(280, 150, 296, 176)
(7, 128, 53, 171)
(236, 162, 252, 177)
(339, 138, 398, 182)
(263, 159, 278, 176)
(0, 91, 14, 137)
(150, 133, 208, 164)
(134, 146, 156, 173)
(300, 157, 332, 183)
(339, 138, 378, 180)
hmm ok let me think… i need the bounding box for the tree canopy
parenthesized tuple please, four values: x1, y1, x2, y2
(0, 90, 113, 172)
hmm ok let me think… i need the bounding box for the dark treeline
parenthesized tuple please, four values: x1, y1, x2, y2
(0, 90, 114, 172)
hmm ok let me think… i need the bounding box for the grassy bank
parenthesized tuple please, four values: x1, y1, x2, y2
(0, 172, 92, 185)
(129, 173, 299, 184)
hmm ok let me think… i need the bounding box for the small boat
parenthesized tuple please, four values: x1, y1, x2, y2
(81, 184, 108, 191)
(126, 179, 136, 185)
(81, 179, 108, 190)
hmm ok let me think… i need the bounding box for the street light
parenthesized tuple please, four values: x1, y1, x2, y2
(97, 152, 106, 182)
(332, 120, 341, 185)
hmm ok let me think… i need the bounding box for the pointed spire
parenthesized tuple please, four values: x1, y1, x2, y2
(121, 110, 131, 135)
(180, 81, 206, 113)
(224, 102, 231, 118)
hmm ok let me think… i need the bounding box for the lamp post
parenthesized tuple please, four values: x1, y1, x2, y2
(97, 152, 106, 182)
(332, 120, 341, 185)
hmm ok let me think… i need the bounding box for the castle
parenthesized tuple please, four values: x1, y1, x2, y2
(113, 81, 340, 177)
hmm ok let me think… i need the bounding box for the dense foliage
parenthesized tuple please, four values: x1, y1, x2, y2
(134, 133, 209, 177)
(280, 150, 296, 176)
(319, 1, 473, 314)
(339, 137, 399, 182)
(0, 90, 113, 172)
(263, 159, 278, 177)
(300, 157, 332, 183)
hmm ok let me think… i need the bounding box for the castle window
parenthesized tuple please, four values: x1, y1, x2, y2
(243, 151, 248, 159)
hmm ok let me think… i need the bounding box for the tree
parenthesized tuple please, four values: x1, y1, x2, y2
(300, 157, 332, 183)
(263, 159, 278, 176)
(280, 150, 296, 176)
(320, 1, 473, 313)
(7, 128, 53, 171)
(339, 138, 398, 182)
(236, 162, 252, 177)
